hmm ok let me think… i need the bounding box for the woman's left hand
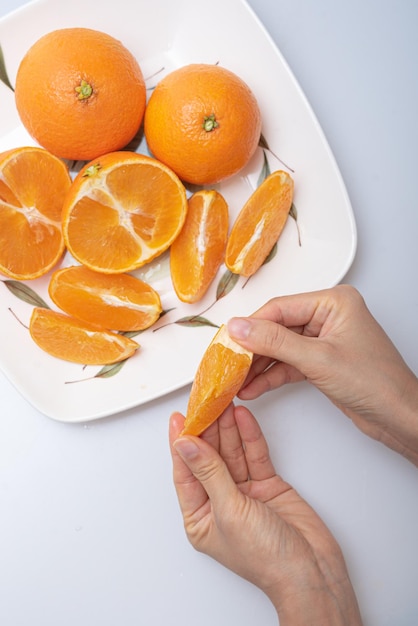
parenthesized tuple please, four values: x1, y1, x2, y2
(169, 404, 362, 625)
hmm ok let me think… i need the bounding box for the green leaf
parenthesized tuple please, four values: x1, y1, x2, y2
(263, 243, 277, 265)
(258, 133, 294, 173)
(3, 280, 50, 308)
(122, 308, 175, 338)
(94, 360, 129, 378)
(0, 44, 13, 91)
(216, 269, 239, 300)
(175, 316, 219, 329)
(289, 203, 302, 246)
(258, 133, 270, 151)
(257, 150, 271, 186)
(160, 307, 176, 317)
(289, 202, 297, 221)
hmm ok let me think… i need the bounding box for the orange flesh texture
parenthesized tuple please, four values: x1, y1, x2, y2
(49, 265, 162, 331)
(29, 307, 139, 365)
(225, 170, 294, 277)
(0, 147, 71, 279)
(182, 325, 253, 436)
(144, 64, 262, 184)
(14, 28, 146, 161)
(170, 190, 229, 303)
(62, 152, 187, 273)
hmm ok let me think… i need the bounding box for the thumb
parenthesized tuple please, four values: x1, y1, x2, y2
(173, 436, 237, 509)
(227, 316, 315, 373)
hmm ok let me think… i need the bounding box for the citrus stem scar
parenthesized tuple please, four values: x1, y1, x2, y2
(83, 163, 102, 177)
(75, 79, 93, 100)
(203, 114, 219, 132)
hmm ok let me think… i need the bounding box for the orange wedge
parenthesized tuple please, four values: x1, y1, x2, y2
(29, 307, 139, 365)
(0, 146, 71, 280)
(225, 170, 294, 276)
(170, 189, 229, 303)
(48, 265, 162, 331)
(181, 324, 253, 436)
(62, 151, 188, 274)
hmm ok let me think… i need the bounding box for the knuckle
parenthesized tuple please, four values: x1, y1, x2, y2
(262, 322, 286, 355)
(193, 458, 222, 484)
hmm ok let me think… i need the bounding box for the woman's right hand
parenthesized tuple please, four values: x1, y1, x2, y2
(227, 285, 418, 465)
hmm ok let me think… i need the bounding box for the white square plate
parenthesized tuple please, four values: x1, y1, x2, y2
(0, 0, 356, 422)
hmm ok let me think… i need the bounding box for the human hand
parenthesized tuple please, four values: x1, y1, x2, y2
(227, 285, 418, 465)
(170, 404, 362, 625)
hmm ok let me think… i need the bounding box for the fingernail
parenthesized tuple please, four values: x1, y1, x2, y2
(174, 437, 200, 460)
(227, 317, 251, 340)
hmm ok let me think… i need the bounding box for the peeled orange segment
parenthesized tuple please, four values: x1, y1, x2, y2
(170, 189, 229, 303)
(29, 307, 139, 365)
(62, 152, 188, 274)
(181, 324, 253, 436)
(48, 265, 162, 331)
(0, 147, 71, 280)
(225, 170, 294, 277)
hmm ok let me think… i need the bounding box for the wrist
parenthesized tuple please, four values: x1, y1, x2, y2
(379, 370, 418, 466)
(275, 581, 362, 626)
(265, 551, 362, 625)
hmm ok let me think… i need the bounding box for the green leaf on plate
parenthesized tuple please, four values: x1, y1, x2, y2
(258, 133, 270, 151)
(0, 44, 14, 91)
(289, 202, 302, 246)
(121, 308, 174, 338)
(258, 133, 295, 173)
(216, 269, 239, 300)
(257, 149, 271, 186)
(3, 280, 50, 308)
(263, 243, 277, 265)
(94, 360, 129, 378)
(175, 316, 219, 329)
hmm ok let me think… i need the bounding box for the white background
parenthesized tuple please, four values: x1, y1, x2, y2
(1, 1, 417, 625)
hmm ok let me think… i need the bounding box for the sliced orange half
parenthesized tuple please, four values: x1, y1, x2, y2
(170, 189, 229, 303)
(48, 265, 162, 331)
(225, 170, 294, 276)
(0, 146, 71, 280)
(29, 307, 139, 365)
(62, 151, 188, 274)
(181, 324, 253, 436)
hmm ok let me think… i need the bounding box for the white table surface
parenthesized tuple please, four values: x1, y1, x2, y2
(1, 1, 417, 625)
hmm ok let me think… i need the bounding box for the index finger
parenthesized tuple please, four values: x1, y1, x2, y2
(233, 405, 276, 482)
(250, 289, 330, 337)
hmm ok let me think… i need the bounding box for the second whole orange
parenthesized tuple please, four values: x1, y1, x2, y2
(14, 28, 146, 161)
(144, 63, 262, 185)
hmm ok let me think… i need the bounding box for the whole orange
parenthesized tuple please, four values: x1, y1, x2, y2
(144, 63, 262, 185)
(14, 28, 146, 161)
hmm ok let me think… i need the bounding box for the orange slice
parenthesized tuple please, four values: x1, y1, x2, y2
(170, 189, 229, 303)
(225, 170, 294, 276)
(0, 146, 71, 280)
(29, 307, 139, 365)
(181, 324, 253, 436)
(62, 151, 188, 274)
(48, 265, 162, 331)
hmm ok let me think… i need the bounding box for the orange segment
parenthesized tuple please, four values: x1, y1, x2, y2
(29, 307, 139, 365)
(49, 265, 162, 331)
(181, 324, 253, 436)
(225, 170, 294, 277)
(170, 189, 229, 303)
(62, 152, 188, 274)
(0, 147, 71, 280)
